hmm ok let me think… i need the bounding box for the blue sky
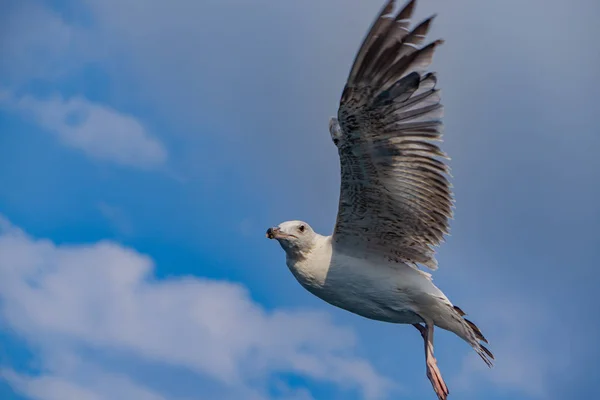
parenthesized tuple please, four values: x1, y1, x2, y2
(1, 0, 599, 399)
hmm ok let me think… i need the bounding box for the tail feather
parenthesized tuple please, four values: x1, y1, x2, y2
(452, 305, 466, 316)
(480, 344, 494, 361)
(477, 344, 494, 368)
(451, 304, 494, 368)
(464, 318, 488, 344)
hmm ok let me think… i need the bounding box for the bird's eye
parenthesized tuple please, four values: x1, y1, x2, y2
(298, 225, 305, 233)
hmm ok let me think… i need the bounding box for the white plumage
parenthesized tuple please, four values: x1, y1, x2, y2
(267, 1, 493, 399)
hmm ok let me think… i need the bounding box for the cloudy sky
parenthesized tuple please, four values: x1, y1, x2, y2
(1, 0, 599, 399)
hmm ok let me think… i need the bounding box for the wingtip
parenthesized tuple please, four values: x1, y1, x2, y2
(397, 0, 417, 21)
(382, 0, 397, 17)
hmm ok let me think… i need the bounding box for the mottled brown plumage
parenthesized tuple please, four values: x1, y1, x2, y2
(332, 0, 450, 272)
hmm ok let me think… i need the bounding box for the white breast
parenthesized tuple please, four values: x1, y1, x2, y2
(286, 237, 434, 324)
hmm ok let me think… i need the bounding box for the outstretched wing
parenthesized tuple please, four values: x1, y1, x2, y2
(332, 0, 451, 270)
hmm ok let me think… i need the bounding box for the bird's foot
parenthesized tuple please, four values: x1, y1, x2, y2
(426, 357, 449, 400)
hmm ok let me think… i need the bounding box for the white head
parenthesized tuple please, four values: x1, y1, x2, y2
(266, 220, 318, 258)
(329, 117, 342, 147)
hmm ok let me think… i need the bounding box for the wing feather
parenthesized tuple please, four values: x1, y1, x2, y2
(332, 0, 451, 271)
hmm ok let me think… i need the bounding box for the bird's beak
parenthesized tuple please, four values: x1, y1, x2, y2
(266, 227, 280, 239)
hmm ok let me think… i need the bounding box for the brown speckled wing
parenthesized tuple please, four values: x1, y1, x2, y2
(332, 0, 451, 271)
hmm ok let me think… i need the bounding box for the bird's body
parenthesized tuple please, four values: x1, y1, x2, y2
(287, 233, 430, 325)
(266, 1, 493, 398)
(278, 223, 489, 357)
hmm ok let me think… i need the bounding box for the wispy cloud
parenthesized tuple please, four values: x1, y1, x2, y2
(1, 367, 166, 400)
(1, 92, 167, 169)
(0, 216, 392, 399)
(97, 202, 134, 236)
(0, 3, 82, 84)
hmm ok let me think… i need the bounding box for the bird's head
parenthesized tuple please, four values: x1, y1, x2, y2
(266, 220, 317, 257)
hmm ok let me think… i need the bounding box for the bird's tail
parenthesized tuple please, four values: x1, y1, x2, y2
(449, 305, 494, 367)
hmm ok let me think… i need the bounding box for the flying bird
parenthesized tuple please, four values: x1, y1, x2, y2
(266, 1, 493, 398)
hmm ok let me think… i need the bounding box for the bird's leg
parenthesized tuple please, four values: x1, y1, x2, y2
(416, 322, 450, 400)
(413, 323, 427, 340)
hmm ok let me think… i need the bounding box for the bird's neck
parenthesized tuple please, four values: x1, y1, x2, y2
(285, 235, 332, 289)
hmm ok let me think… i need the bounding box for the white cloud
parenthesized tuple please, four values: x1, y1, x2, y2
(1, 367, 166, 400)
(0, 216, 392, 399)
(97, 202, 134, 236)
(1, 92, 167, 169)
(0, 3, 81, 83)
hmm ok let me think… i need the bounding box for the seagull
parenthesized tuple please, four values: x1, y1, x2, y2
(266, 0, 493, 398)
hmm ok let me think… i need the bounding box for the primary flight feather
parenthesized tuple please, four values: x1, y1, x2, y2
(267, 1, 493, 399)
